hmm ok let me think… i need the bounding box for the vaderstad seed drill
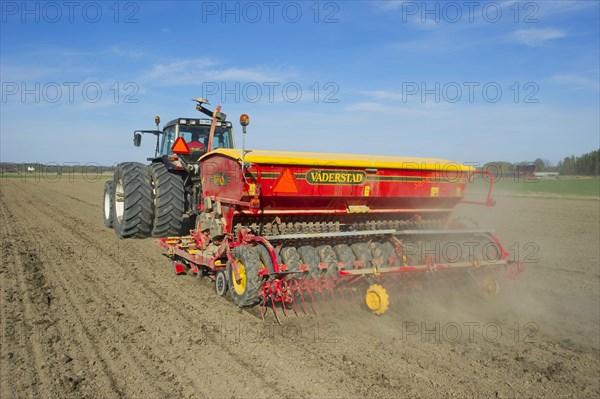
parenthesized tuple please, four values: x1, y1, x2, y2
(103, 98, 525, 321)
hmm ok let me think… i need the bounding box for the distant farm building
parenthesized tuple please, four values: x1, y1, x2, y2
(535, 172, 559, 178)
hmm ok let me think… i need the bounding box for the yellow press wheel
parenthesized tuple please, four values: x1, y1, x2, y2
(365, 284, 389, 315)
(232, 261, 247, 296)
(481, 275, 499, 299)
(227, 246, 263, 307)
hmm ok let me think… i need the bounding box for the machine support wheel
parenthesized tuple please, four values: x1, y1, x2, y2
(256, 245, 275, 274)
(365, 284, 389, 315)
(228, 246, 263, 307)
(370, 242, 389, 268)
(316, 245, 338, 279)
(149, 163, 185, 237)
(112, 162, 153, 239)
(103, 180, 114, 228)
(280, 246, 301, 274)
(333, 244, 355, 270)
(297, 246, 320, 278)
(215, 270, 228, 296)
(351, 243, 373, 268)
(480, 275, 500, 299)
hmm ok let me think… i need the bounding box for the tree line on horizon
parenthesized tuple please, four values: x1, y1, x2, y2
(484, 148, 599, 177)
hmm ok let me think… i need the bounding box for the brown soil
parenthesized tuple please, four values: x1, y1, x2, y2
(1, 178, 598, 398)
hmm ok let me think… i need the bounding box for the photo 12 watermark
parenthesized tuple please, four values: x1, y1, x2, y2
(201, 81, 340, 103)
(398, 1, 539, 24)
(398, 81, 539, 104)
(399, 320, 539, 343)
(1, 1, 140, 23)
(200, 1, 339, 24)
(1, 81, 140, 104)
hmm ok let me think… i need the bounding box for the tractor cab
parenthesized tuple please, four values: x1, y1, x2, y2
(133, 98, 235, 169)
(160, 118, 234, 162)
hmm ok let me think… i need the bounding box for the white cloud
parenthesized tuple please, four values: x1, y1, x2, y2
(346, 101, 451, 118)
(512, 28, 566, 46)
(110, 46, 144, 58)
(139, 59, 286, 86)
(359, 90, 404, 101)
(552, 74, 600, 90)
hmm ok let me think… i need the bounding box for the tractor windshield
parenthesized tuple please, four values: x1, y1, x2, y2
(178, 125, 233, 151)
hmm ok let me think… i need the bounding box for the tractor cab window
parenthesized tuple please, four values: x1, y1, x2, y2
(211, 128, 233, 150)
(160, 127, 175, 156)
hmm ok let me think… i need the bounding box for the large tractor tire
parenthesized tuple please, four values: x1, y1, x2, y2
(149, 163, 185, 237)
(112, 162, 153, 239)
(228, 245, 263, 307)
(103, 180, 114, 228)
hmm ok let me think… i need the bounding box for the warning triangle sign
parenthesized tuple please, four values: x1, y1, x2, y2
(172, 137, 191, 154)
(273, 168, 299, 193)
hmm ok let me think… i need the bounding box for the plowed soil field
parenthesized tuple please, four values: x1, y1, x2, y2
(1, 177, 598, 398)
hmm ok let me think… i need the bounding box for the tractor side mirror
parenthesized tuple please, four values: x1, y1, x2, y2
(133, 133, 142, 147)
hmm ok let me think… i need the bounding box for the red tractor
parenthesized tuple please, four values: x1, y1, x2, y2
(103, 98, 233, 238)
(104, 100, 525, 319)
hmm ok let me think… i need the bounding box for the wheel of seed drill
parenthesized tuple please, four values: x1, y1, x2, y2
(382, 241, 399, 265)
(351, 242, 372, 268)
(228, 246, 262, 307)
(316, 245, 338, 279)
(365, 284, 389, 315)
(297, 245, 320, 278)
(280, 246, 302, 275)
(256, 245, 276, 274)
(333, 244, 355, 270)
(214, 270, 228, 296)
(369, 242, 389, 268)
(103, 180, 114, 228)
(480, 275, 500, 299)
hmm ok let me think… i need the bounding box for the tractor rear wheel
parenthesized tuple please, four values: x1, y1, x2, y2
(103, 180, 114, 228)
(228, 246, 263, 307)
(112, 162, 153, 239)
(149, 163, 185, 237)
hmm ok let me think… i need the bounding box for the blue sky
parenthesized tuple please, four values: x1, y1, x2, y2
(1, 0, 599, 166)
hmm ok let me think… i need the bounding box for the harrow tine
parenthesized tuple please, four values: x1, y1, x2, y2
(290, 294, 299, 317)
(307, 290, 319, 317)
(281, 295, 289, 317)
(317, 283, 328, 312)
(261, 295, 268, 321)
(291, 279, 310, 315)
(270, 295, 282, 324)
(297, 291, 309, 315)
